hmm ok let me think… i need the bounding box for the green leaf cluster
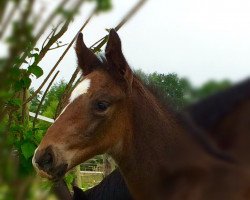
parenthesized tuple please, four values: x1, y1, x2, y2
(88, 0, 112, 12)
(135, 70, 192, 110)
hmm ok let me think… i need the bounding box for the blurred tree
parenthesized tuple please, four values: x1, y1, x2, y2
(41, 80, 67, 115)
(191, 80, 231, 102)
(0, 0, 113, 199)
(135, 70, 192, 110)
(29, 88, 41, 113)
(135, 70, 232, 109)
(147, 72, 192, 109)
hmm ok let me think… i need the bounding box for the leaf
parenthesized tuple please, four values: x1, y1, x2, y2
(10, 67, 21, 78)
(8, 98, 22, 107)
(14, 80, 23, 91)
(28, 53, 39, 63)
(21, 142, 36, 159)
(24, 130, 33, 140)
(96, 0, 112, 12)
(34, 48, 39, 52)
(28, 65, 43, 78)
(22, 77, 31, 88)
(33, 53, 39, 62)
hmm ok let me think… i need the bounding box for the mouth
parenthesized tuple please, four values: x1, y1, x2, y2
(37, 164, 68, 181)
(32, 146, 69, 181)
(33, 157, 68, 181)
(48, 163, 69, 181)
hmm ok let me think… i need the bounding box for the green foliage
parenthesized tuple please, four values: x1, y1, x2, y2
(0, 0, 114, 199)
(148, 72, 191, 109)
(1, 0, 234, 198)
(42, 100, 59, 118)
(8, 121, 39, 177)
(135, 70, 231, 108)
(57, 7, 75, 18)
(21, 141, 36, 159)
(28, 65, 43, 78)
(88, 0, 112, 12)
(41, 80, 67, 114)
(29, 88, 42, 113)
(96, 0, 112, 11)
(191, 80, 231, 102)
(7, 98, 22, 107)
(135, 70, 192, 110)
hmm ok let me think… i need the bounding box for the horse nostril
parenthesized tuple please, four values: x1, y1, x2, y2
(35, 146, 54, 172)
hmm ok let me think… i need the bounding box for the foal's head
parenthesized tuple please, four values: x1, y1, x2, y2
(33, 30, 134, 179)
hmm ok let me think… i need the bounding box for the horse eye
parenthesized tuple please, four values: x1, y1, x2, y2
(95, 101, 110, 112)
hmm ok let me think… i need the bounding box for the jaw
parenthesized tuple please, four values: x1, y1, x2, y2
(32, 148, 69, 181)
(33, 151, 92, 181)
(33, 138, 116, 180)
(33, 161, 68, 181)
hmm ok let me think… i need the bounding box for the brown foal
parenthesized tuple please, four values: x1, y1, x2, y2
(186, 79, 250, 168)
(33, 29, 250, 200)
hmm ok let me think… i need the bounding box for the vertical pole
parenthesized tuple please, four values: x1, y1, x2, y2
(103, 154, 112, 177)
(75, 165, 82, 188)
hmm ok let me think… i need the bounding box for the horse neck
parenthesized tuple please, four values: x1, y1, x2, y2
(112, 79, 214, 199)
(214, 99, 250, 161)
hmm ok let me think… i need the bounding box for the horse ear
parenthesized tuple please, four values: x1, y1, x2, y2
(105, 29, 133, 87)
(75, 33, 101, 76)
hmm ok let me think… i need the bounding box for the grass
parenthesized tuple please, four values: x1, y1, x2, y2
(80, 172, 104, 190)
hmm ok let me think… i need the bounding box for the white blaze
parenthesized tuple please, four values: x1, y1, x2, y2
(69, 78, 91, 103)
(56, 78, 91, 120)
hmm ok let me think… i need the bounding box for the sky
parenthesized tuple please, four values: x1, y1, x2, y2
(28, 0, 250, 88)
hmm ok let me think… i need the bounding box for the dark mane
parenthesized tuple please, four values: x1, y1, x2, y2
(133, 74, 234, 162)
(133, 74, 176, 112)
(185, 78, 250, 131)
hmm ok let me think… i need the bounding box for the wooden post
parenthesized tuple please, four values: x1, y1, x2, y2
(103, 154, 112, 177)
(75, 165, 82, 188)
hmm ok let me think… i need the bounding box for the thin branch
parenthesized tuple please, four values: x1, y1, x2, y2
(55, 68, 80, 117)
(56, 0, 149, 114)
(89, 36, 106, 49)
(1, 0, 34, 68)
(92, 35, 108, 52)
(21, 88, 28, 124)
(13, 0, 72, 71)
(41, 21, 64, 50)
(24, 7, 96, 104)
(39, 20, 71, 60)
(27, 0, 148, 106)
(48, 43, 68, 51)
(34, 0, 70, 42)
(22, 0, 35, 27)
(91, 0, 148, 51)
(74, 76, 82, 87)
(115, 0, 148, 31)
(0, 1, 20, 39)
(33, 3, 46, 27)
(32, 71, 60, 130)
(0, 1, 8, 24)
(0, 107, 8, 122)
(41, 29, 55, 50)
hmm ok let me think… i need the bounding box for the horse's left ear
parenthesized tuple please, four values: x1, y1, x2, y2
(105, 29, 133, 89)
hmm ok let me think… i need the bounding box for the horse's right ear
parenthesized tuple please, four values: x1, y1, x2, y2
(75, 33, 101, 76)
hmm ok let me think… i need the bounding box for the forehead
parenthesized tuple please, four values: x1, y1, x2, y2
(70, 70, 123, 102)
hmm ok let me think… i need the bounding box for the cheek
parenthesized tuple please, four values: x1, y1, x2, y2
(84, 116, 109, 139)
(64, 117, 104, 149)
